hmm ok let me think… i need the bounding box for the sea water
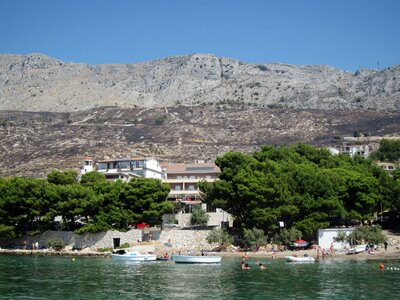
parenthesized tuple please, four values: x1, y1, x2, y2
(0, 255, 399, 299)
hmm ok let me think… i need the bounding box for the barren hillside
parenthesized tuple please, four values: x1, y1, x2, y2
(1, 106, 399, 177)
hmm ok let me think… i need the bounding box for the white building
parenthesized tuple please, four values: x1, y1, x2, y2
(339, 144, 370, 158)
(318, 228, 355, 250)
(376, 161, 399, 172)
(80, 157, 94, 175)
(96, 157, 162, 181)
(161, 161, 233, 228)
(328, 144, 371, 159)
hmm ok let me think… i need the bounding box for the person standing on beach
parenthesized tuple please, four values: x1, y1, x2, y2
(322, 248, 327, 260)
(384, 241, 388, 252)
(330, 243, 334, 255)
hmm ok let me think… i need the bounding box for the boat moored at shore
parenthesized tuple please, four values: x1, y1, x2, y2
(111, 250, 157, 261)
(171, 254, 222, 264)
(346, 245, 367, 255)
(285, 255, 315, 263)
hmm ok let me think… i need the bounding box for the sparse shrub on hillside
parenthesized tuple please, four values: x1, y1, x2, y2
(155, 115, 167, 125)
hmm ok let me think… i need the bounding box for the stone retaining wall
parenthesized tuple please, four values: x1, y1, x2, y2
(0, 230, 142, 250)
(158, 229, 217, 251)
(0, 229, 217, 252)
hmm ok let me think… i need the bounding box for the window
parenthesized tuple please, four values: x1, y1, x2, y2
(184, 204, 200, 213)
(97, 163, 107, 170)
(118, 161, 130, 169)
(187, 184, 196, 191)
(206, 205, 217, 213)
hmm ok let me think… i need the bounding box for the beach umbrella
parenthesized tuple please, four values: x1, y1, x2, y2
(295, 239, 307, 243)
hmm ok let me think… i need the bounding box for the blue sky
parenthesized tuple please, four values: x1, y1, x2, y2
(0, 0, 399, 71)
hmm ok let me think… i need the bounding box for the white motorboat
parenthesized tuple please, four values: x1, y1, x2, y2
(285, 255, 315, 263)
(346, 244, 367, 255)
(111, 250, 157, 261)
(171, 254, 222, 264)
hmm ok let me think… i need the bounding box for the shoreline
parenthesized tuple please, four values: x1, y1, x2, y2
(2, 248, 400, 261)
(0, 249, 110, 257)
(217, 249, 400, 261)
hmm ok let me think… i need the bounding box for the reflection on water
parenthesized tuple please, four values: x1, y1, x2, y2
(0, 255, 399, 299)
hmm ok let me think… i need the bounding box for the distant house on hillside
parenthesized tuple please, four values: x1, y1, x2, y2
(339, 144, 370, 158)
(95, 157, 163, 181)
(376, 161, 400, 172)
(328, 144, 371, 159)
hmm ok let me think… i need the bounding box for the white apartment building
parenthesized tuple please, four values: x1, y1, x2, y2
(96, 157, 162, 181)
(162, 161, 233, 228)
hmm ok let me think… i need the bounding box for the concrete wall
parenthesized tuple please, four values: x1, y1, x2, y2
(318, 228, 355, 250)
(158, 229, 218, 251)
(165, 210, 234, 228)
(0, 228, 218, 252)
(0, 230, 142, 250)
(144, 159, 162, 179)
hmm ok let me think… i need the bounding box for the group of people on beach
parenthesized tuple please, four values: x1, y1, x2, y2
(22, 241, 39, 250)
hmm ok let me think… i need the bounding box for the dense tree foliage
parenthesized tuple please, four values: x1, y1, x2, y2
(370, 139, 400, 162)
(0, 172, 172, 239)
(199, 144, 399, 240)
(47, 170, 79, 185)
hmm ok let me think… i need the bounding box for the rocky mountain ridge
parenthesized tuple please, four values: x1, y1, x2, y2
(1, 53, 399, 112)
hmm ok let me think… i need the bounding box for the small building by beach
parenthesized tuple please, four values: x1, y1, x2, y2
(318, 228, 355, 250)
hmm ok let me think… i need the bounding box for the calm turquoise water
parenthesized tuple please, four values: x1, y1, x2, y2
(0, 255, 399, 299)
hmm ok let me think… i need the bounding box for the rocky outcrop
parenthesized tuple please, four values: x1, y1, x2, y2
(1, 53, 399, 112)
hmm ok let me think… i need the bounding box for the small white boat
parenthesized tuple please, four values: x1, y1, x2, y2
(346, 244, 367, 255)
(171, 254, 222, 264)
(285, 255, 315, 263)
(111, 250, 157, 261)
